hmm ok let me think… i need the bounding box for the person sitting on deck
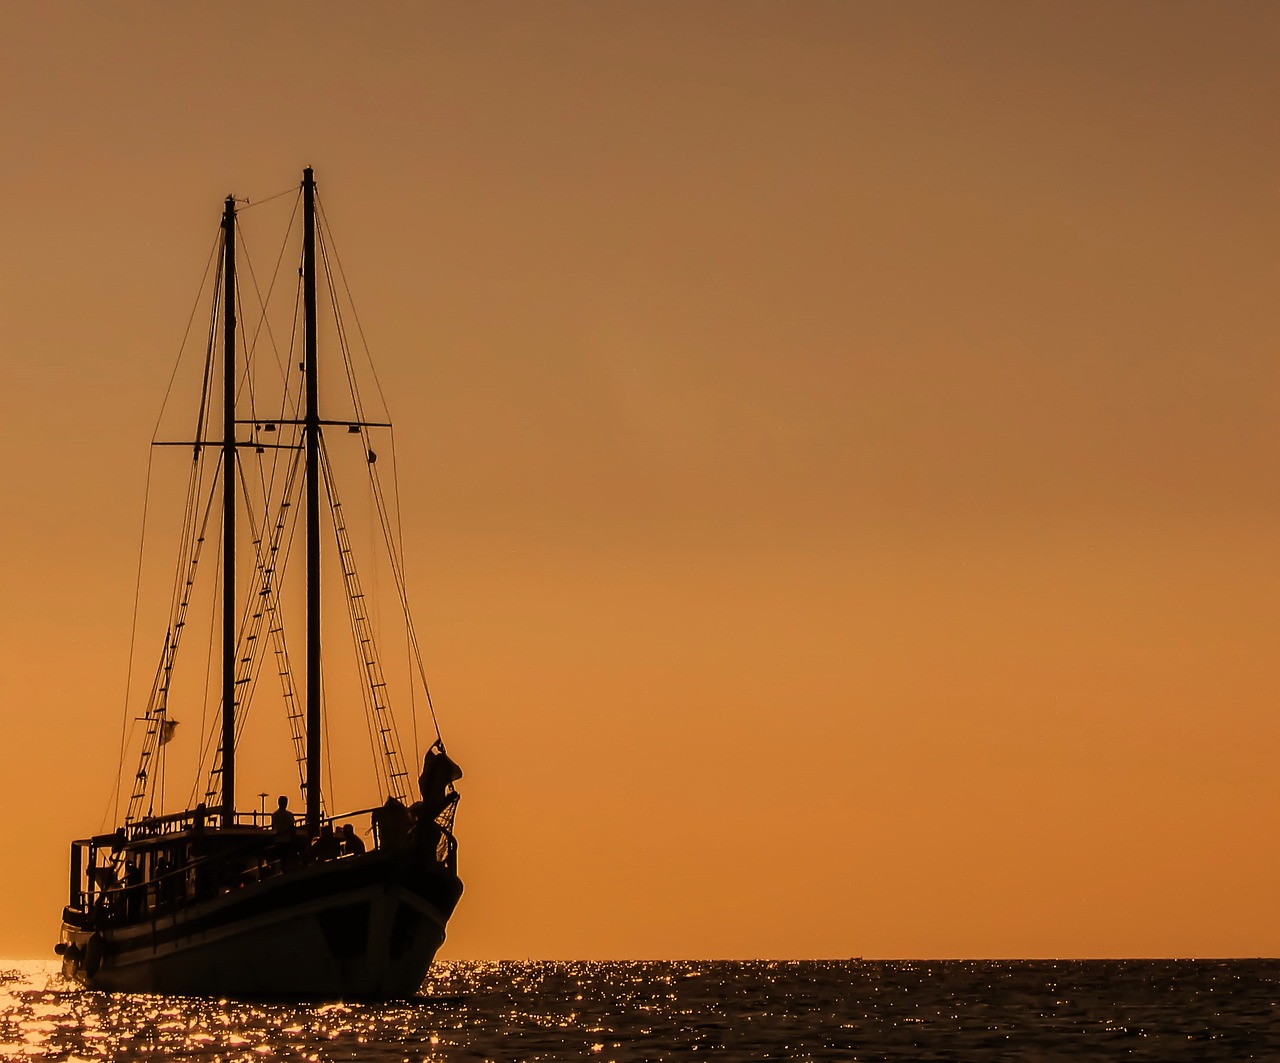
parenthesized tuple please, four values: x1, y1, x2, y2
(339, 823, 366, 856)
(311, 824, 341, 862)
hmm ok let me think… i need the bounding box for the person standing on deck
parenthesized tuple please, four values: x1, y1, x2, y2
(272, 796, 296, 839)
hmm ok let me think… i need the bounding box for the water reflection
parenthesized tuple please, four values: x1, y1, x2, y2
(3, 957, 1279, 1061)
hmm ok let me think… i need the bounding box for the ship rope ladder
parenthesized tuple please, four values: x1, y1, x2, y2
(319, 437, 412, 804)
(125, 462, 219, 826)
(201, 449, 315, 812)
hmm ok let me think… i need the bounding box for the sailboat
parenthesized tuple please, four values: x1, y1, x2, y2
(55, 169, 463, 999)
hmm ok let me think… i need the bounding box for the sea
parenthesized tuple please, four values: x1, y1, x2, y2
(2, 958, 1277, 1060)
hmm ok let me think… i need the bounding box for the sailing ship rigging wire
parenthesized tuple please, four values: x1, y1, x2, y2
(110, 184, 440, 830)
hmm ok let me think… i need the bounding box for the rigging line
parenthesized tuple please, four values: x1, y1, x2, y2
(190, 250, 223, 462)
(288, 248, 303, 382)
(320, 441, 389, 798)
(262, 448, 312, 799)
(190, 682, 215, 808)
(233, 258, 258, 422)
(262, 369, 308, 597)
(322, 680, 335, 815)
(311, 466, 335, 816)
(234, 229, 285, 434)
(145, 510, 203, 822)
(241, 274, 306, 548)
(116, 219, 253, 823)
(239, 197, 300, 389)
(205, 439, 310, 806)
(246, 269, 305, 539)
(272, 456, 310, 793)
(271, 429, 307, 597)
(229, 456, 295, 761)
(338, 292, 438, 748)
(197, 503, 223, 802)
(223, 240, 315, 799)
(341, 452, 413, 797)
(105, 446, 159, 832)
(128, 407, 217, 823)
(320, 437, 407, 801)
(389, 427, 421, 765)
(193, 498, 231, 808)
(252, 441, 305, 591)
(268, 271, 304, 446)
(158, 718, 166, 817)
(363, 434, 432, 752)
(315, 223, 367, 426)
(237, 185, 298, 212)
(227, 244, 304, 782)
(316, 193, 393, 419)
(158, 416, 209, 656)
(151, 228, 223, 440)
(160, 453, 224, 807)
(233, 445, 267, 636)
(162, 514, 212, 807)
(367, 457, 442, 740)
(324, 284, 443, 749)
(365, 451, 382, 689)
(206, 483, 264, 801)
(233, 232, 258, 411)
(170, 449, 206, 617)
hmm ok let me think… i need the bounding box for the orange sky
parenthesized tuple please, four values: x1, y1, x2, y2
(1, 2, 1277, 959)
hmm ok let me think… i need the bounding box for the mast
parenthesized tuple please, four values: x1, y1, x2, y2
(220, 195, 237, 826)
(303, 167, 322, 836)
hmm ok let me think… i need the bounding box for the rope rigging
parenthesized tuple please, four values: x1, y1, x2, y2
(115, 183, 448, 827)
(315, 193, 445, 750)
(319, 434, 412, 804)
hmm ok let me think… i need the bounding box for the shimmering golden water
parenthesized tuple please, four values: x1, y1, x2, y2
(3, 958, 1278, 1060)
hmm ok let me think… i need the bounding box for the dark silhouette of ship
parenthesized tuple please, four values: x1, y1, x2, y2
(56, 169, 463, 998)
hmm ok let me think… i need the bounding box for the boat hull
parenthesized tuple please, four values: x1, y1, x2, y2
(59, 851, 462, 999)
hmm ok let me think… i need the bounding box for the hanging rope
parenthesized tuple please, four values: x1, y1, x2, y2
(315, 194, 446, 748)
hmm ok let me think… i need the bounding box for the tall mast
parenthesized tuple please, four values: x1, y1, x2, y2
(220, 195, 237, 826)
(303, 167, 322, 836)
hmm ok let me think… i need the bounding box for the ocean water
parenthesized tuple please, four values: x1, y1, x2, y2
(2, 958, 1277, 1060)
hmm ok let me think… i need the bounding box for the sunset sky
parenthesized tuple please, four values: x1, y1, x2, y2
(1, 2, 1277, 960)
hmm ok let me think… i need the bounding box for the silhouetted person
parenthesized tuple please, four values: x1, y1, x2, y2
(417, 744, 462, 820)
(154, 855, 173, 911)
(372, 796, 411, 850)
(311, 824, 340, 862)
(123, 859, 142, 919)
(271, 796, 296, 840)
(269, 796, 298, 869)
(340, 823, 366, 856)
